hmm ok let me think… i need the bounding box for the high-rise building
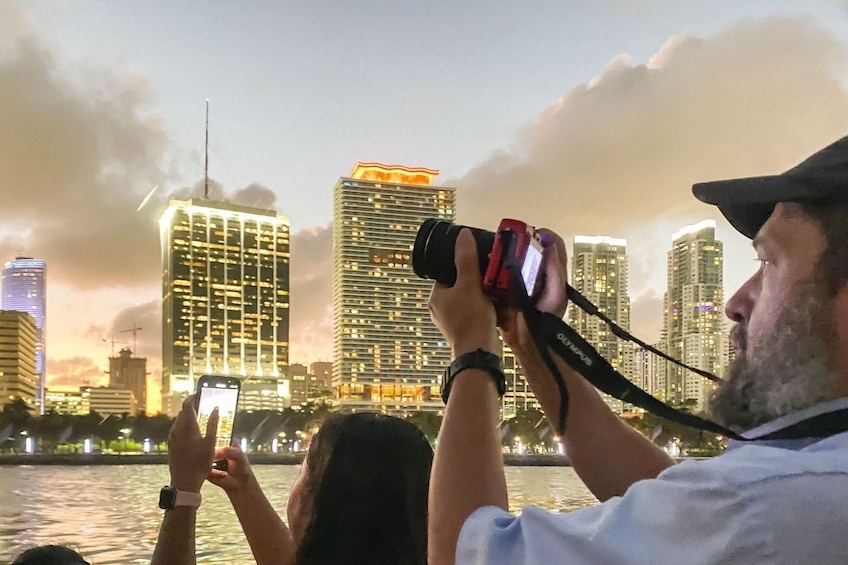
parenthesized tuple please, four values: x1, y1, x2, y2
(108, 347, 148, 415)
(309, 361, 332, 396)
(288, 363, 311, 407)
(0, 310, 38, 409)
(501, 347, 539, 420)
(569, 236, 631, 413)
(160, 199, 291, 416)
(663, 220, 724, 412)
(2, 258, 46, 412)
(333, 163, 454, 413)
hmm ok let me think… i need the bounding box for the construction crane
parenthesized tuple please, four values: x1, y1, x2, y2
(120, 324, 143, 355)
(102, 336, 126, 357)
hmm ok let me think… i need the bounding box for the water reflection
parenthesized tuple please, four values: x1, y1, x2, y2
(0, 465, 594, 563)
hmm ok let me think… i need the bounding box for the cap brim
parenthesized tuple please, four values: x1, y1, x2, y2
(693, 174, 819, 239)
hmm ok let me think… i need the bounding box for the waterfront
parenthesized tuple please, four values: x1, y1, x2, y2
(0, 465, 596, 563)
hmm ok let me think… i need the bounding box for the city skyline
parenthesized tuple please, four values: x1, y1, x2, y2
(2, 3, 848, 405)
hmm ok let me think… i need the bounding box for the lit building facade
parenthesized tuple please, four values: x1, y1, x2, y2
(160, 199, 291, 416)
(108, 347, 148, 415)
(309, 361, 333, 396)
(501, 346, 538, 420)
(86, 386, 137, 416)
(2, 258, 46, 412)
(0, 310, 38, 409)
(288, 363, 311, 407)
(663, 220, 724, 412)
(569, 236, 631, 413)
(44, 388, 89, 416)
(333, 163, 453, 413)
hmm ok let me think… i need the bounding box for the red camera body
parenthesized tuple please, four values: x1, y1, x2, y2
(482, 218, 544, 299)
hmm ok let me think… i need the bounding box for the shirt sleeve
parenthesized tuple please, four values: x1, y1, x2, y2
(455, 461, 765, 565)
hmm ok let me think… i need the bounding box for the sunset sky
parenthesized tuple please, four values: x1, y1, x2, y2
(2, 1, 848, 413)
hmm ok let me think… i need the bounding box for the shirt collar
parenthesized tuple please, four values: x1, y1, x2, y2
(724, 397, 848, 451)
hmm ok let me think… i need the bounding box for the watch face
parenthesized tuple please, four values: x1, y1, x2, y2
(158, 487, 176, 510)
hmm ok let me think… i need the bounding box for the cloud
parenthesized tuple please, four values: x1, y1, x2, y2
(230, 183, 278, 209)
(0, 25, 168, 289)
(455, 17, 848, 295)
(47, 356, 106, 388)
(629, 289, 664, 344)
(289, 223, 334, 362)
(108, 300, 162, 360)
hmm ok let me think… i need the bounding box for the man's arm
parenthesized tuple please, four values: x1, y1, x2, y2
(501, 230, 673, 501)
(427, 229, 509, 565)
(208, 447, 294, 565)
(512, 327, 674, 501)
(429, 368, 507, 565)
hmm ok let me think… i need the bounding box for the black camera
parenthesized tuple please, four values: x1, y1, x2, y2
(412, 218, 546, 300)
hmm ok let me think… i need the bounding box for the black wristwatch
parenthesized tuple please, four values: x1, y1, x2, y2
(441, 348, 506, 404)
(158, 486, 202, 510)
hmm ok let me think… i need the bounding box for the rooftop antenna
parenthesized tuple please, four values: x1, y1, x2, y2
(204, 98, 210, 199)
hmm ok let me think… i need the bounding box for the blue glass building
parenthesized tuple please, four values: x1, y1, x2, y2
(2, 257, 46, 412)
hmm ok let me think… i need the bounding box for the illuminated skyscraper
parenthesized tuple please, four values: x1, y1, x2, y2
(160, 199, 290, 416)
(663, 220, 724, 412)
(2, 258, 46, 412)
(501, 348, 539, 419)
(568, 236, 631, 413)
(0, 310, 37, 409)
(333, 163, 453, 413)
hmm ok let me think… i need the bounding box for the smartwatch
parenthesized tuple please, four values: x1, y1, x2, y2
(441, 348, 506, 404)
(158, 486, 202, 510)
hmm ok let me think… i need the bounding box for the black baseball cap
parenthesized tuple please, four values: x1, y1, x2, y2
(693, 135, 848, 239)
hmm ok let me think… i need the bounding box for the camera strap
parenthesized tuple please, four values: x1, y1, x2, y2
(507, 262, 848, 442)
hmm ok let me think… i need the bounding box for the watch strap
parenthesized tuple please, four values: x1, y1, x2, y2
(159, 486, 202, 510)
(441, 348, 506, 403)
(175, 490, 202, 508)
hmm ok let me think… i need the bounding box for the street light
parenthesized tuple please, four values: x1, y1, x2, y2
(120, 428, 131, 454)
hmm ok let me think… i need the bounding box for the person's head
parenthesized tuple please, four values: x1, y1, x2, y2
(694, 136, 848, 430)
(286, 412, 433, 565)
(11, 545, 89, 565)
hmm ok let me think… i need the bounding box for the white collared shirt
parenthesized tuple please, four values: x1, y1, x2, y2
(456, 398, 848, 564)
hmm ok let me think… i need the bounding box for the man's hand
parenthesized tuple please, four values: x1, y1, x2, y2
(429, 229, 501, 357)
(207, 446, 257, 495)
(497, 228, 568, 353)
(168, 394, 218, 493)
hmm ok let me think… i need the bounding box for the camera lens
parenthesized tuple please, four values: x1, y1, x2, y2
(412, 219, 495, 285)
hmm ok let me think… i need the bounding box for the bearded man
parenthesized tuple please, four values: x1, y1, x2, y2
(428, 136, 848, 565)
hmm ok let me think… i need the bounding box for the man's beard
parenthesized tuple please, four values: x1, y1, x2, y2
(708, 283, 841, 432)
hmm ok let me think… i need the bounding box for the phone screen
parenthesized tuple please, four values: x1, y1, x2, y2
(197, 377, 240, 449)
(521, 239, 544, 296)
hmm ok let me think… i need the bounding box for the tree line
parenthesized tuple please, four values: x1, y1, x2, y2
(0, 397, 723, 456)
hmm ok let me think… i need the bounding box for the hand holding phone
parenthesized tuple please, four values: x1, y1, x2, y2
(196, 375, 241, 470)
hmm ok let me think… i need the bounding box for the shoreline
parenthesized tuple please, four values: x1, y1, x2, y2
(0, 452, 571, 466)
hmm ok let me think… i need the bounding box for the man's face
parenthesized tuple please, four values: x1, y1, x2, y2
(708, 203, 842, 431)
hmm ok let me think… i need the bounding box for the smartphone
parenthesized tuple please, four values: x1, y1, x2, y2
(196, 374, 241, 462)
(520, 232, 546, 299)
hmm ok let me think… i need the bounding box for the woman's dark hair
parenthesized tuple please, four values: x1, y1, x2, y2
(295, 412, 433, 565)
(11, 545, 89, 565)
